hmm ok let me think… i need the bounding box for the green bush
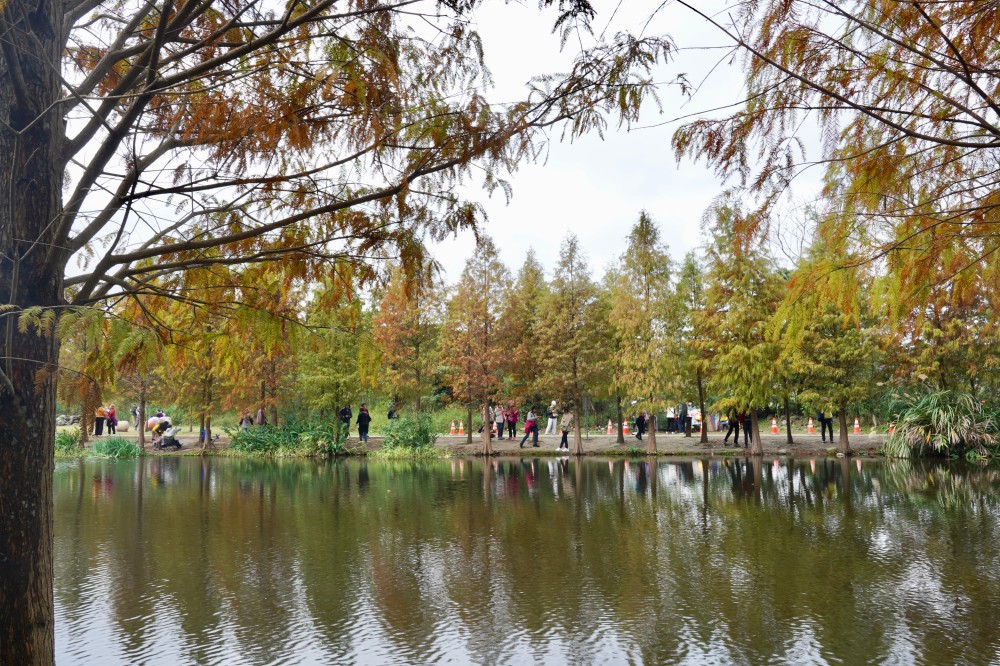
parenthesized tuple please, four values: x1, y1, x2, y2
(91, 437, 143, 458)
(55, 428, 80, 456)
(382, 413, 438, 452)
(227, 421, 347, 457)
(880, 390, 997, 459)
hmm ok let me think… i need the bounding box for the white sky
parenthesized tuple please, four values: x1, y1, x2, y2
(432, 0, 825, 283)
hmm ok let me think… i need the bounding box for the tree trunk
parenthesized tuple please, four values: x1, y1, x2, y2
(481, 402, 492, 456)
(198, 412, 206, 444)
(137, 397, 146, 449)
(646, 414, 657, 455)
(697, 371, 708, 444)
(466, 406, 473, 445)
(0, 0, 65, 655)
(784, 396, 793, 445)
(615, 396, 625, 444)
(749, 411, 763, 455)
(202, 415, 212, 453)
(573, 406, 584, 455)
(837, 405, 852, 456)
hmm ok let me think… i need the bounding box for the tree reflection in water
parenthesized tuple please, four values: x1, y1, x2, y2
(53, 456, 1000, 665)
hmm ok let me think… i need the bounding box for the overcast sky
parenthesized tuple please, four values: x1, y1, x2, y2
(431, 0, 824, 283)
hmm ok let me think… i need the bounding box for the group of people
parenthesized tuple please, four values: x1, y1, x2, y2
(238, 407, 269, 429)
(482, 400, 577, 450)
(92, 404, 118, 436)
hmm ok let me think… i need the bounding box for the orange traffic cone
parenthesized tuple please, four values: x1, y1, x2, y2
(450, 421, 456, 435)
(458, 421, 465, 435)
(853, 417, 860, 434)
(807, 417, 815, 434)
(623, 421, 630, 435)
(606, 419, 613, 435)
(771, 417, 778, 434)
(888, 422, 894, 435)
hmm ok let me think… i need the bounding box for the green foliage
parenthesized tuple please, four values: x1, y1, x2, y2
(880, 390, 997, 459)
(381, 413, 438, 452)
(227, 421, 348, 457)
(55, 428, 81, 456)
(91, 437, 144, 458)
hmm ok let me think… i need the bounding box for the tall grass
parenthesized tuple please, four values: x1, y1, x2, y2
(227, 420, 348, 457)
(373, 413, 442, 459)
(91, 437, 144, 458)
(55, 428, 81, 457)
(880, 390, 997, 459)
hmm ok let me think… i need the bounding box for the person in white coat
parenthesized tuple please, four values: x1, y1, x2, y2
(545, 400, 559, 435)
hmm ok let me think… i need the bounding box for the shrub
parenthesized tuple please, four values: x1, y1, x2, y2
(91, 437, 143, 458)
(55, 428, 81, 456)
(382, 413, 438, 452)
(880, 390, 997, 459)
(227, 420, 347, 457)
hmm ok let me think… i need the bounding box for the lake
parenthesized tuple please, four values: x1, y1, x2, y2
(54, 456, 1000, 664)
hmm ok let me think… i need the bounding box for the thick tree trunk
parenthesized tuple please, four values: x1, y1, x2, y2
(784, 396, 793, 445)
(646, 414, 657, 455)
(137, 398, 146, 449)
(202, 415, 212, 453)
(837, 406, 852, 456)
(615, 396, 625, 444)
(749, 411, 763, 455)
(0, 0, 66, 657)
(481, 404, 492, 456)
(697, 371, 708, 444)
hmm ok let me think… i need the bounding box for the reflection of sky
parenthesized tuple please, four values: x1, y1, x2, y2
(53, 457, 1000, 665)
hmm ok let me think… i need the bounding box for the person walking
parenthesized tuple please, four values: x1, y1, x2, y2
(106, 404, 118, 435)
(357, 403, 371, 443)
(545, 400, 559, 435)
(505, 401, 519, 440)
(338, 404, 353, 439)
(635, 412, 647, 441)
(94, 404, 107, 437)
(558, 407, 574, 451)
(519, 406, 540, 448)
(723, 408, 740, 445)
(819, 403, 835, 443)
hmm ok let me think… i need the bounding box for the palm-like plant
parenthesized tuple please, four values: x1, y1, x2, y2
(881, 390, 996, 459)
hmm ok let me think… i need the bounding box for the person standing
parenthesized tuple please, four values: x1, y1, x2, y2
(131, 403, 139, 424)
(519, 406, 539, 448)
(666, 405, 676, 433)
(741, 411, 752, 448)
(635, 412, 647, 441)
(494, 401, 505, 440)
(255, 405, 268, 426)
(819, 403, 835, 443)
(545, 400, 559, 435)
(239, 409, 253, 429)
(723, 408, 740, 445)
(106, 404, 118, 435)
(678, 402, 689, 436)
(505, 401, 519, 440)
(338, 404, 353, 439)
(94, 404, 107, 437)
(357, 403, 371, 443)
(558, 408, 574, 451)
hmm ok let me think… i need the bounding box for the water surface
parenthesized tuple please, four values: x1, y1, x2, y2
(54, 456, 1000, 664)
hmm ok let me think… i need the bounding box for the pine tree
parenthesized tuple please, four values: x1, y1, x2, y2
(536, 235, 605, 454)
(608, 212, 674, 453)
(440, 238, 510, 453)
(702, 203, 784, 455)
(502, 250, 548, 402)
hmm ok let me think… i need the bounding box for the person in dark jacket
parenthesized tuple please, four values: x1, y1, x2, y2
(357, 403, 372, 443)
(723, 408, 740, 445)
(741, 411, 752, 448)
(635, 412, 647, 441)
(338, 404, 353, 439)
